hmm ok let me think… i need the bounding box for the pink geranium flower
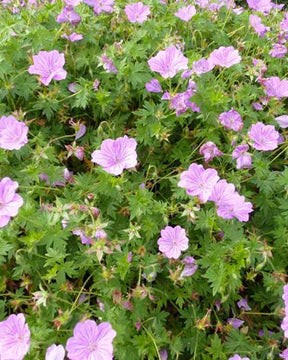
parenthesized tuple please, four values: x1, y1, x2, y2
(180, 256, 198, 277)
(148, 46, 188, 79)
(91, 135, 137, 175)
(229, 354, 250, 360)
(247, 0, 273, 14)
(248, 122, 279, 151)
(125, 2, 150, 24)
(0, 313, 30, 360)
(199, 141, 223, 162)
(269, 44, 287, 58)
(45, 344, 65, 360)
(157, 225, 189, 259)
(56, 6, 81, 24)
(0, 177, 23, 227)
(232, 144, 252, 169)
(262, 76, 288, 99)
(209, 46, 241, 68)
(275, 115, 288, 128)
(249, 15, 269, 37)
(66, 320, 116, 360)
(178, 163, 219, 203)
(145, 79, 162, 93)
(28, 50, 67, 86)
(192, 58, 214, 75)
(0, 115, 28, 150)
(175, 5, 196, 22)
(219, 108, 243, 131)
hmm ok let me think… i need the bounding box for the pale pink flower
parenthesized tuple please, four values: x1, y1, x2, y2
(209, 46, 241, 68)
(178, 163, 219, 203)
(0, 177, 23, 228)
(219, 108, 243, 131)
(175, 5, 196, 22)
(0, 115, 28, 150)
(248, 122, 279, 151)
(91, 135, 137, 175)
(199, 141, 223, 162)
(275, 115, 288, 128)
(157, 225, 189, 259)
(192, 58, 214, 75)
(45, 344, 65, 360)
(125, 2, 150, 24)
(262, 76, 288, 99)
(148, 46, 188, 79)
(232, 144, 252, 169)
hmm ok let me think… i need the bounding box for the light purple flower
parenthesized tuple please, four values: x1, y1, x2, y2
(91, 135, 137, 175)
(281, 14, 288, 32)
(276, 115, 288, 128)
(237, 298, 251, 311)
(73, 229, 93, 244)
(209, 46, 241, 69)
(62, 32, 83, 42)
(219, 108, 243, 131)
(66, 319, 116, 360)
(228, 355, 250, 360)
(0, 115, 28, 150)
(161, 91, 171, 100)
(125, 2, 150, 24)
(75, 124, 86, 140)
(248, 122, 279, 151)
(282, 316, 288, 338)
(28, 50, 67, 86)
(199, 141, 223, 162)
(160, 349, 168, 360)
(280, 349, 288, 359)
(170, 90, 199, 116)
(192, 58, 215, 75)
(249, 15, 269, 37)
(252, 102, 263, 111)
(45, 344, 65, 360)
(269, 43, 287, 58)
(148, 46, 188, 79)
(145, 79, 162, 93)
(247, 0, 273, 14)
(56, 6, 81, 24)
(209, 180, 253, 222)
(178, 163, 219, 203)
(232, 144, 252, 169)
(100, 54, 117, 73)
(181, 69, 193, 78)
(64, 0, 82, 5)
(89, 0, 114, 15)
(0, 313, 30, 360)
(0, 177, 23, 228)
(262, 76, 288, 99)
(157, 225, 189, 259)
(68, 83, 79, 93)
(175, 5, 196, 21)
(93, 78, 100, 91)
(227, 318, 244, 328)
(181, 256, 198, 277)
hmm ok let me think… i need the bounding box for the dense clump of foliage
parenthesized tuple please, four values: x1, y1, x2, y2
(0, 0, 287, 359)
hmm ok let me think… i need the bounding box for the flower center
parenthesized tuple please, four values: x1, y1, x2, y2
(88, 342, 97, 352)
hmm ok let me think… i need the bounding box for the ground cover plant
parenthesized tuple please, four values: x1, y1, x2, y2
(0, 0, 288, 358)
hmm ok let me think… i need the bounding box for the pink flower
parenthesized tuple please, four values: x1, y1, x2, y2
(145, 79, 162, 93)
(180, 256, 198, 277)
(170, 90, 199, 116)
(229, 355, 250, 360)
(0, 313, 30, 360)
(0, 177, 23, 228)
(262, 77, 288, 99)
(45, 344, 65, 360)
(178, 163, 219, 203)
(192, 58, 214, 75)
(275, 115, 288, 128)
(249, 14, 269, 37)
(91, 135, 137, 175)
(125, 2, 150, 24)
(227, 318, 244, 328)
(62, 32, 83, 42)
(100, 54, 117, 73)
(175, 5, 196, 21)
(232, 144, 252, 169)
(199, 141, 223, 162)
(148, 46, 188, 79)
(157, 225, 189, 259)
(28, 50, 67, 86)
(56, 6, 81, 24)
(208, 179, 236, 206)
(219, 108, 243, 131)
(237, 298, 251, 311)
(247, 0, 273, 14)
(93, 0, 114, 14)
(66, 320, 116, 360)
(209, 46, 241, 68)
(0, 115, 28, 150)
(248, 122, 279, 151)
(269, 43, 287, 58)
(64, 0, 81, 5)
(280, 349, 288, 359)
